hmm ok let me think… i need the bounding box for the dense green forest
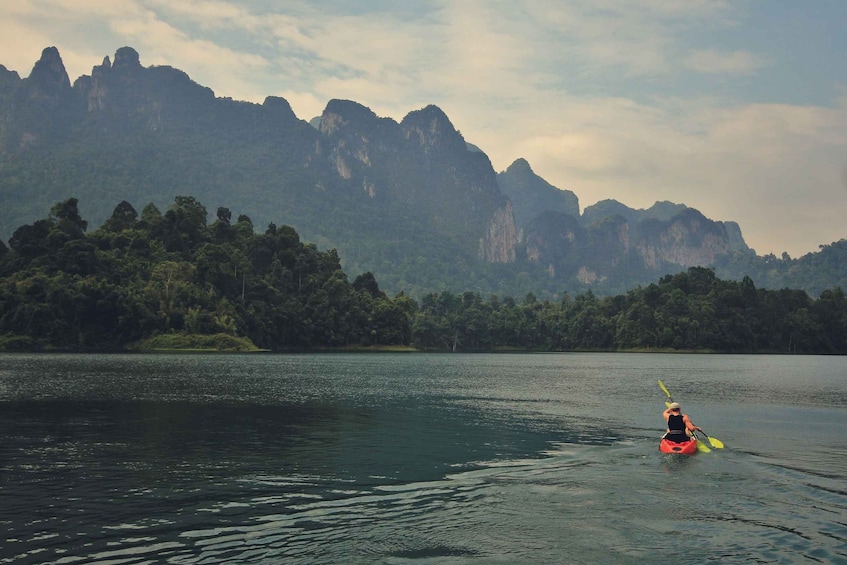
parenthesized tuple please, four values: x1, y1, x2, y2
(713, 242, 847, 299)
(0, 197, 416, 351)
(1, 197, 845, 353)
(413, 272, 846, 353)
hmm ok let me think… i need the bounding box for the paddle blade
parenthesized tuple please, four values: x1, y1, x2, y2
(695, 440, 711, 453)
(658, 379, 671, 398)
(705, 434, 724, 449)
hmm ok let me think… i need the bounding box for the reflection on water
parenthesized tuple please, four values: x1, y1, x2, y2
(0, 353, 845, 564)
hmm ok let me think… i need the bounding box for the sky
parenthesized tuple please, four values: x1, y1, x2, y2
(2, 0, 846, 258)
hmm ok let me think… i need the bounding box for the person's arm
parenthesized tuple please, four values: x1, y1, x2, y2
(662, 408, 672, 421)
(683, 415, 702, 432)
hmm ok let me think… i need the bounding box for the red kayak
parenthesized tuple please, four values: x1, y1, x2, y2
(660, 436, 698, 454)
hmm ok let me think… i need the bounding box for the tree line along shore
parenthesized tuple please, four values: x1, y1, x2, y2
(1, 197, 844, 354)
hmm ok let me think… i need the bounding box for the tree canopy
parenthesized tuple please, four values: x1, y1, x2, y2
(0, 197, 844, 353)
(0, 197, 412, 351)
(411, 267, 847, 354)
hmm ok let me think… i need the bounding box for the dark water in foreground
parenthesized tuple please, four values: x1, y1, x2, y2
(0, 353, 845, 564)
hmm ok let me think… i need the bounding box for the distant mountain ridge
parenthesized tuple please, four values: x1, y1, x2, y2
(0, 46, 844, 298)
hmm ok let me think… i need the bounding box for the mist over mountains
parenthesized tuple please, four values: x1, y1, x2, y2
(1, 46, 844, 298)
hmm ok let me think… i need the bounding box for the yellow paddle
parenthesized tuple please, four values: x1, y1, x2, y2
(693, 433, 712, 453)
(699, 431, 724, 449)
(658, 379, 673, 401)
(658, 379, 725, 449)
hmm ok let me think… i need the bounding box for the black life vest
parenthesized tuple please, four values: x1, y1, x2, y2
(668, 413, 686, 432)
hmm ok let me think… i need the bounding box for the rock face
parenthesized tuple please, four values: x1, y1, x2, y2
(317, 100, 517, 262)
(522, 196, 749, 291)
(495, 159, 748, 289)
(497, 158, 580, 232)
(0, 45, 751, 296)
(27, 46, 72, 94)
(480, 202, 517, 263)
(1, 47, 77, 153)
(635, 208, 731, 269)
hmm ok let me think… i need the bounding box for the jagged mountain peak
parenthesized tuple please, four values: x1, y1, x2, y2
(583, 199, 694, 229)
(112, 46, 142, 71)
(504, 157, 533, 174)
(324, 98, 377, 119)
(320, 99, 385, 136)
(644, 200, 689, 221)
(405, 103, 450, 123)
(497, 157, 580, 229)
(261, 96, 297, 123)
(584, 198, 630, 215)
(28, 46, 71, 93)
(401, 104, 466, 151)
(1, 46, 76, 154)
(0, 45, 771, 298)
(402, 104, 451, 129)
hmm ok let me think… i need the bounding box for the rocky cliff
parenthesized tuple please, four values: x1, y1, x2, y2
(518, 187, 750, 290)
(317, 100, 517, 262)
(0, 46, 757, 297)
(497, 158, 580, 233)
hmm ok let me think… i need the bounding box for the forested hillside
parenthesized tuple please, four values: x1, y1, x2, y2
(713, 241, 847, 299)
(0, 47, 847, 301)
(1, 197, 844, 353)
(4, 46, 843, 301)
(0, 197, 414, 351)
(412, 269, 847, 353)
(0, 47, 520, 300)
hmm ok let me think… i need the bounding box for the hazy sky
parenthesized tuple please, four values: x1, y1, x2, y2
(3, 0, 846, 257)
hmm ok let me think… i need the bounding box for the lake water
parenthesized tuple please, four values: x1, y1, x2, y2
(0, 353, 845, 564)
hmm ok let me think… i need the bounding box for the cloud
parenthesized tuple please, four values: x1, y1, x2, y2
(515, 0, 737, 79)
(145, 0, 251, 27)
(684, 49, 766, 74)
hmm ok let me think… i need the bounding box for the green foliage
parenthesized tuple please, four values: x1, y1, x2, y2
(0, 334, 41, 351)
(136, 332, 260, 352)
(411, 266, 847, 353)
(1, 197, 844, 354)
(0, 196, 412, 351)
(713, 240, 847, 298)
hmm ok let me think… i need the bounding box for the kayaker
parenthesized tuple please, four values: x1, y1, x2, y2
(663, 402, 702, 443)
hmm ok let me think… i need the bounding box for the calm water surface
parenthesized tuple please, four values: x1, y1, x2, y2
(0, 353, 845, 564)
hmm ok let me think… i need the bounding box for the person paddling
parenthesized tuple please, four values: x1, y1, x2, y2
(663, 402, 702, 443)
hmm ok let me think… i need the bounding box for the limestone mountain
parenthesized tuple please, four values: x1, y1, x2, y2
(0, 46, 841, 298)
(497, 158, 579, 233)
(317, 100, 515, 264)
(0, 46, 518, 297)
(498, 157, 753, 291)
